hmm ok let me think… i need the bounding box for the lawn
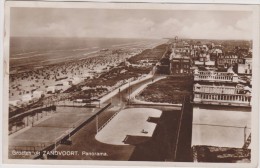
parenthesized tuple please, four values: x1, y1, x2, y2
(136, 76, 194, 104)
(128, 44, 168, 64)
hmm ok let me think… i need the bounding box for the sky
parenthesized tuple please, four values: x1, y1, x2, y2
(10, 7, 253, 40)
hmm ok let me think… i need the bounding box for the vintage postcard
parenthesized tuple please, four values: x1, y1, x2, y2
(2, 1, 259, 167)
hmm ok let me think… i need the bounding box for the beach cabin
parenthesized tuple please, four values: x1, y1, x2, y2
(71, 77, 82, 85)
(33, 90, 44, 99)
(21, 94, 32, 103)
(46, 86, 56, 94)
(82, 72, 93, 80)
(56, 85, 71, 93)
(62, 80, 71, 86)
(9, 100, 22, 106)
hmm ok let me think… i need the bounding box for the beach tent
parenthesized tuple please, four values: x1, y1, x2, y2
(21, 94, 32, 103)
(9, 100, 22, 106)
(71, 77, 82, 85)
(33, 90, 44, 99)
(46, 86, 56, 94)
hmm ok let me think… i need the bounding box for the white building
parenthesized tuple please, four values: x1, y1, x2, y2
(71, 77, 82, 85)
(238, 58, 252, 75)
(46, 86, 56, 94)
(33, 90, 44, 99)
(193, 83, 251, 107)
(194, 69, 239, 83)
(21, 94, 32, 103)
(9, 100, 22, 106)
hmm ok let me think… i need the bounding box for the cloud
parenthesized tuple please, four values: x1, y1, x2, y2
(178, 18, 252, 40)
(11, 10, 253, 40)
(235, 15, 253, 32)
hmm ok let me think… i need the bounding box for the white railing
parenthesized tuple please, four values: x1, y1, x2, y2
(194, 71, 238, 82)
(194, 74, 234, 82)
(97, 110, 120, 132)
(194, 85, 238, 95)
(194, 93, 251, 105)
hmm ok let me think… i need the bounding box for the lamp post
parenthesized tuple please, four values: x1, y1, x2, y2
(96, 115, 99, 134)
(244, 125, 247, 144)
(128, 80, 131, 104)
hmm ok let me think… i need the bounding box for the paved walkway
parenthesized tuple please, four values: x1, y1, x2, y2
(100, 74, 153, 104)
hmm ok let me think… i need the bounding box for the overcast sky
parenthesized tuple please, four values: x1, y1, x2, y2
(11, 8, 253, 40)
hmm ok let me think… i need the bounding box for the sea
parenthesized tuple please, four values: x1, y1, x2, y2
(10, 37, 167, 70)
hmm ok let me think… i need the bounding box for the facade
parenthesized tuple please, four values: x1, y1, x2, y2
(210, 48, 223, 61)
(193, 92, 251, 107)
(194, 69, 239, 83)
(238, 57, 252, 75)
(156, 57, 170, 74)
(170, 56, 192, 75)
(193, 83, 251, 106)
(217, 54, 243, 69)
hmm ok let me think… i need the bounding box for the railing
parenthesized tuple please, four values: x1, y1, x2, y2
(10, 143, 47, 153)
(98, 110, 120, 132)
(197, 71, 233, 76)
(194, 85, 238, 95)
(194, 93, 251, 105)
(194, 74, 234, 82)
(194, 71, 238, 83)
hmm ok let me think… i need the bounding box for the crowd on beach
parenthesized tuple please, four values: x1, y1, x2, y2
(9, 48, 142, 105)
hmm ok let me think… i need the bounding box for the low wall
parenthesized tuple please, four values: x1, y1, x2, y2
(34, 103, 111, 159)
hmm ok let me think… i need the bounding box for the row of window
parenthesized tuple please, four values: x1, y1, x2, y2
(174, 64, 190, 68)
(172, 70, 192, 74)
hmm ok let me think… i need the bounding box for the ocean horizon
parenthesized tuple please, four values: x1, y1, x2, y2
(10, 37, 167, 69)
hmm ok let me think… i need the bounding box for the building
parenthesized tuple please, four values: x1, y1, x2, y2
(9, 100, 22, 106)
(198, 52, 210, 62)
(238, 56, 252, 75)
(32, 90, 44, 99)
(210, 48, 223, 61)
(46, 86, 56, 94)
(193, 83, 251, 106)
(170, 55, 192, 75)
(194, 69, 239, 83)
(71, 76, 82, 85)
(156, 57, 170, 74)
(217, 52, 243, 69)
(21, 94, 32, 103)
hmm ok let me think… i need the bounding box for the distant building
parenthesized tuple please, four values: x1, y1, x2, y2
(204, 61, 216, 70)
(46, 86, 56, 94)
(198, 52, 210, 62)
(71, 77, 82, 85)
(217, 52, 243, 69)
(156, 57, 170, 74)
(21, 94, 32, 103)
(193, 83, 251, 107)
(238, 56, 252, 75)
(170, 55, 192, 75)
(9, 100, 22, 106)
(32, 90, 44, 99)
(173, 41, 191, 56)
(210, 48, 223, 61)
(194, 69, 239, 83)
